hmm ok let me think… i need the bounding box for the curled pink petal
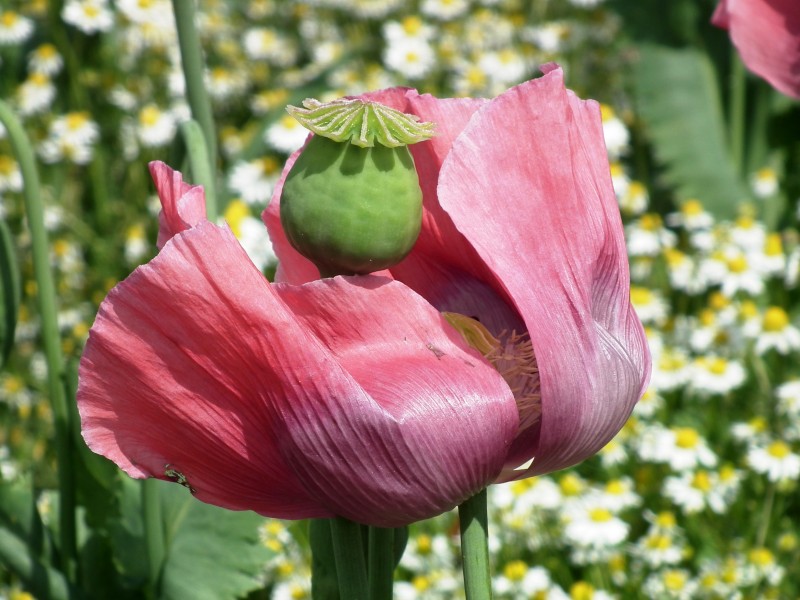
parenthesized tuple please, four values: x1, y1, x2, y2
(712, 0, 800, 99)
(434, 67, 650, 478)
(79, 221, 518, 526)
(149, 161, 207, 248)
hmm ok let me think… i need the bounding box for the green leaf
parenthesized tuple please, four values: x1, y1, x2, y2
(0, 217, 21, 369)
(65, 359, 120, 528)
(109, 478, 273, 599)
(0, 479, 74, 600)
(634, 44, 750, 219)
(159, 483, 272, 600)
(108, 478, 149, 589)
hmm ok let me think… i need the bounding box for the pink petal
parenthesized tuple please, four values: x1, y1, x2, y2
(712, 0, 800, 99)
(435, 67, 651, 479)
(149, 161, 207, 248)
(79, 222, 326, 519)
(79, 221, 518, 526)
(274, 276, 518, 525)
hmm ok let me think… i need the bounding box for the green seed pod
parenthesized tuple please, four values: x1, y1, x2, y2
(279, 98, 435, 277)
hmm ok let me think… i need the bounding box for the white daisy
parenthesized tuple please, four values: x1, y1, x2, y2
(642, 569, 698, 600)
(748, 439, 800, 484)
(720, 251, 764, 297)
(730, 214, 767, 252)
(383, 38, 436, 80)
(690, 356, 747, 395)
(752, 232, 786, 277)
(521, 22, 571, 54)
(649, 347, 691, 392)
(663, 469, 732, 514)
(265, 114, 310, 154)
(39, 112, 100, 165)
(630, 286, 669, 326)
(222, 200, 276, 271)
(666, 198, 714, 231)
(626, 213, 676, 257)
(562, 499, 629, 564)
(776, 380, 800, 418)
(421, 0, 470, 21)
(16, 73, 57, 116)
(243, 27, 298, 67)
(0, 155, 22, 197)
(136, 104, 177, 148)
(755, 306, 800, 355)
(751, 166, 779, 198)
(478, 48, 528, 87)
(61, 0, 114, 34)
(494, 563, 568, 599)
(124, 223, 150, 264)
(637, 424, 717, 471)
(0, 10, 34, 45)
(228, 158, 281, 206)
(28, 44, 64, 76)
(600, 104, 629, 159)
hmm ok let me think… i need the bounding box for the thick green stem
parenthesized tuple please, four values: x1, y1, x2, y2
(459, 489, 492, 600)
(0, 100, 77, 583)
(142, 479, 165, 594)
(330, 517, 369, 600)
(171, 0, 218, 179)
(728, 48, 746, 177)
(180, 119, 218, 220)
(368, 527, 395, 600)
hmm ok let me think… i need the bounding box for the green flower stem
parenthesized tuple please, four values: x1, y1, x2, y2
(368, 526, 395, 600)
(728, 48, 746, 177)
(330, 517, 369, 600)
(142, 479, 165, 594)
(0, 100, 77, 583)
(171, 0, 218, 182)
(459, 488, 492, 600)
(180, 119, 218, 221)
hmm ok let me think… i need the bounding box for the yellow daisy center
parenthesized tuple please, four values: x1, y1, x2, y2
(763, 307, 789, 332)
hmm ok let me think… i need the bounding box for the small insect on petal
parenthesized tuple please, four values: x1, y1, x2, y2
(164, 463, 197, 495)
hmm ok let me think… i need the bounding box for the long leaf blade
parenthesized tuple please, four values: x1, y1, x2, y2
(634, 44, 750, 219)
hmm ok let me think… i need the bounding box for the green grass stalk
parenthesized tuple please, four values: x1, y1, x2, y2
(180, 119, 218, 221)
(728, 48, 746, 177)
(0, 100, 77, 583)
(171, 0, 218, 185)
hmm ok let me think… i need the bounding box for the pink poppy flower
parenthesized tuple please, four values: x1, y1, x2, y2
(712, 0, 800, 99)
(79, 65, 649, 528)
(265, 65, 650, 483)
(79, 163, 519, 527)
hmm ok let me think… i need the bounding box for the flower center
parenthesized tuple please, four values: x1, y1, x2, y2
(763, 307, 789, 332)
(767, 440, 790, 459)
(674, 427, 699, 448)
(443, 312, 541, 432)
